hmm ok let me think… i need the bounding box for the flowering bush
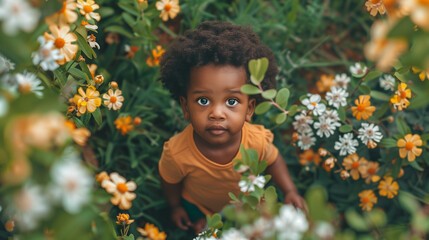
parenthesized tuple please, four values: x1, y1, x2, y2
(1, 0, 429, 239)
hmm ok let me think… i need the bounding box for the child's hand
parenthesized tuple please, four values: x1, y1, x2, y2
(171, 206, 192, 230)
(284, 191, 308, 213)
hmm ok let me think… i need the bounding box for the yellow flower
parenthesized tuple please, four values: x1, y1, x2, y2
(359, 190, 377, 211)
(45, 0, 78, 24)
(103, 89, 124, 111)
(378, 177, 399, 199)
(156, 0, 180, 21)
(146, 45, 166, 67)
(73, 86, 102, 114)
(44, 23, 78, 65)
(114, 116, 134, 135)
(137, 223, 167, 240)
(95, 171, 110, 183)
(390, 82, 412, 111)
(101, 172, 137, 210)
(316, 74, 336, 94)
(411, 67, 428, 81)
(351, 95, 375, 121)
(397, 134, 423, 161)
(116, 213, 134, 225)
(364, 20, 408, 71)
(64, 120, 91, 146)
(342, 153, 368, 180)
(299, 149, 322, 166)
(94, 74, 104, 84)
(77, 0, 101, 21)
(365, 0, 386, 16)
(364, 161, 380, 184)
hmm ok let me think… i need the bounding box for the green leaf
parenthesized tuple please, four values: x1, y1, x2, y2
(409, 160, 424, 171)
(395, 116, 411, 136)
(79, 61, 93, 83)
(248, 58, 269, 84)
(398, 192, 419, 213)
(365, 208, 387, 228)
(76, 32, 93, 59)
(359, 84, 371, 95)
(122, 12, 136, 27)
(243, 195, 259, 206)
(363, 70, 383, 82)
(379, 138, 397, 148)
(339, 125, 353, 133)
(262, 89, 277, 99)
(118, 2, 139, 16)
(274, 112, 287, 125)
(255, 101, 272, 115)
(345, 209, 369, 231)
(288, 105, 298, 116)
(124, 234, 135, 240)
(228, 192, 237, 201)
(338, 106, 346, 122)
(241, 84, 261, 95)
(275, 88, 290, 109)
(264, 186, 277, 204)
(370, 90, 391, 101)
(104, 25, 134, 38)
(92, 108, 102, 126)
(256, 160, 268, 175)
(69, 68, 89, 82)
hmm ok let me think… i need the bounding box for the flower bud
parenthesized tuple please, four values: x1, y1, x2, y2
(325, 157, 336, 168)
(367, 140, 377, 149)
(318, 148, 328, 157)
(110, 81, 118, 88)
(387, 116, 394, 123)
(95, 75, 104, 84)
(5, 220, 14, 232)
(340, 170, 350, 180)
(398, 168, 404, 178)
(292, 132, 299, 141)
(134, 117, 142, 126)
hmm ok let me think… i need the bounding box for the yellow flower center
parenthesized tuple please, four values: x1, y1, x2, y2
(418, 0, 429, 6)
(310, 102, 317, 106)
(361, 196, 369, 204)
(18, 83, 32, 93)
(80, 100, 88, 106)
(405, 142, 414, 150)
(357, 103, 366, 112)
(55, 38, 66, 49)
(399, 90, 407, 99)
(164, 3, 172, 11)
(83, 5, 93, 13)
(368, 167, 376, 175)
(352, 161, 360, 169)
(110, 96, 117, 103)
(117, 183, 128, 193)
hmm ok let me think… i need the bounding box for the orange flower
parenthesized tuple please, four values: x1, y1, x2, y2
(125, 45, 139, 59)
(137, 223, 167, 240)
(299, 149, 322, 166)
(316, 74, 336, 94)
(45, 0, 78, 24)
(412, 67, 428, 81)
(397, 134, 422, 161)
(351, 95, 375, 120)
(95, 171, 110, 183)
(364, 161, 380, 184)
(390, 83, 411, 111)
(155, 0, 180, 21)
(64, 120, 91, 146)
(73, 86, 102, 114)
(359, 190, 377, 211)
(364, 0, 386, 16)
(378, 177, 399, 199)
(114, 116, 134, 135)
(146, 45, 165, 67)
(342, 153, 368, 180)
(44, 23, 78, 65)
(116, 213, 134, 225)
(77, 0, 101, 21)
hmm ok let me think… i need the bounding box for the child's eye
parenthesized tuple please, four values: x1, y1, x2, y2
(197, 97, 210, 106)
(226, 98, 238, 106)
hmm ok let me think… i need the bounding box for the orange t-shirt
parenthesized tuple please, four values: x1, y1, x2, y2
(158, 122, 279, 215)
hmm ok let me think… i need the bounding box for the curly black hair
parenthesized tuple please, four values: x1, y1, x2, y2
(159, 21, 278, 104)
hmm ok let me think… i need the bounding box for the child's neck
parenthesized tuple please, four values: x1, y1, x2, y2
(193, 131, 242, 165)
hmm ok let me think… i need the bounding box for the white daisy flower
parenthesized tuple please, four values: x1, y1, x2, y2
(292, 112, 313, 133)
(274, 204, 309, 240)
(358, 123, 383, 145)
(0, 54, 15, 74)
(50, 151, 93, 214)
(15, 71, 44, 97)
(32, 36, 64, 71)
(9, 183, 51, 231)
(322, 109, 341, 128)
(301, 94, 326, 116)
(0, 94, 8, 117)
(220, 228, 248, 240)
(314, 117, 336, 138)
(326, 86, 348, 109)
(334, 133, 359, 156)
(238, 175, 265, 192)
(0, 0, 40, 35)
(193, 230, 218, 240)
(314, 221, 335, 240)
(349, 62, 367, 76)
(101, 172, 137, 210)
(103, 89, 124, 110)
(242, 217, 274, 239)
(379, 74, 395, 91)
(87, 34, 100, 49)
(334, 73, 350, 89)
(298, 131, 316, 150)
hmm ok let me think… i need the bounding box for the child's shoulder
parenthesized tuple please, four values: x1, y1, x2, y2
(163, 124, 193, 155)
(244, 122, 275, 144)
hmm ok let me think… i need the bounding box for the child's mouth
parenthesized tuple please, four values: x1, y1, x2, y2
(207, 126, 227, 135)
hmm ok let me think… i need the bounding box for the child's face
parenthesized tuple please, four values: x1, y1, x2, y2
(180, 64, 255, 147)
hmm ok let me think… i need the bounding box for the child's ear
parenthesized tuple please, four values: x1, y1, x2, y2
(180, 96, 190, 121)
(245, 98, 256, 122)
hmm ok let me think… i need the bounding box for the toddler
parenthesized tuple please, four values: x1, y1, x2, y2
(158, 21, 306, 234)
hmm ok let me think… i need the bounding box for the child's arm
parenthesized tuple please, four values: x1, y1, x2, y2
(265, 154, 308, 211)
(161, 178, 192, 230)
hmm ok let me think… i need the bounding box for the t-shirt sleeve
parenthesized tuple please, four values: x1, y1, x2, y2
(261, 128, 279, 166)
(158, 142, 185, 184)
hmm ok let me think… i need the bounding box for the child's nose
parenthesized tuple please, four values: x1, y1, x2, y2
(208, 104, 226, 120)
